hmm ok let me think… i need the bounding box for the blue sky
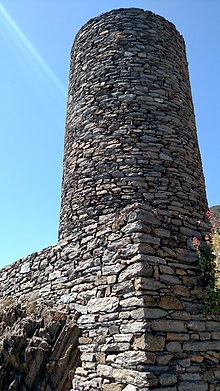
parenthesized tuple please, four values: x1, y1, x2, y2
(0, 0, 219, 268)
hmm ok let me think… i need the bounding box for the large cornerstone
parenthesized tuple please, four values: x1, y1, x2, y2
(0, 8, 219, 391)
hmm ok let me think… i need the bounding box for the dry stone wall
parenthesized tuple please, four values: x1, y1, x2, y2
(0, 7, 220, 391)
(59, 8, 207, 240)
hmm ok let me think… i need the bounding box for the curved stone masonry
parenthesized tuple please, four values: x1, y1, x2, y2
(59, 7, 207, 240)
(0, 8, 220, 391)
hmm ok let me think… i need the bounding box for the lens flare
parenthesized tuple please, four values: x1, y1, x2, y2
(0, 2, 66, 97)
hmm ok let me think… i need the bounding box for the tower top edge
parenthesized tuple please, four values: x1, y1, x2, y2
(74, 8, 182, 43)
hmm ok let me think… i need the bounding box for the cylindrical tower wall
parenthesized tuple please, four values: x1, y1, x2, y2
(0, 9, 215, 391)
(59, 8, 207, 240)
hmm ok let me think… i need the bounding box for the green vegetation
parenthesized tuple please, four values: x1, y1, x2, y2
(193, 208, 220, 314)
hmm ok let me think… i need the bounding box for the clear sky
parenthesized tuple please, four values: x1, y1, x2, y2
(0, 0, 219, 268)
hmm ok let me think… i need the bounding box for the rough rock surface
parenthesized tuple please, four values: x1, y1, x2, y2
(0, 302, 80, 390)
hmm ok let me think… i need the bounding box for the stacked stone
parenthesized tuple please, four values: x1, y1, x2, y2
(59, 8, 207, 240)
(0, 7, 220, 391)
(0, 203, 220, 389)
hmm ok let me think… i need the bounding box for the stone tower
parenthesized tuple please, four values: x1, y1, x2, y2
(1, 8, 220, 391)
(59, 8, 207, 240)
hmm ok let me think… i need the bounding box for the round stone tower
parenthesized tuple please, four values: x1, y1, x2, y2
(1, 8, 217, 391)
(58, 19, 210, 387)
(59, 7, 207, 241)
(58, 12, 211, 386)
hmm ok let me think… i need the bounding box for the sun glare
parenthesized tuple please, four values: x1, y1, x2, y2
(0, 2, 66, 97)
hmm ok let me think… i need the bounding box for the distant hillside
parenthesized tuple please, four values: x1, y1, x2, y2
(210, 205, 220, 219)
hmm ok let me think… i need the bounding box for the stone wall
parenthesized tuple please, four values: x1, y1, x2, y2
(59, 8, 207, 240)
(0, 7, 220, 391)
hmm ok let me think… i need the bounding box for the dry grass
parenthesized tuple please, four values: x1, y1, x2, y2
(211, 230, 220, 289)
(0, 296, 15, 309)
(209, 207, 220, 290)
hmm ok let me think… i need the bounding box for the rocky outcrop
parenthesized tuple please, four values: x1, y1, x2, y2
(0, 301, 80, 390)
